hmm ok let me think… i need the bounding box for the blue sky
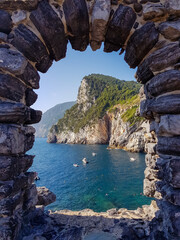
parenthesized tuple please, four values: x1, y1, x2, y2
(33, 43, 136, 113)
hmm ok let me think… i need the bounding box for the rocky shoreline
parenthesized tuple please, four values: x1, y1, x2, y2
(19, 196, 159, 240)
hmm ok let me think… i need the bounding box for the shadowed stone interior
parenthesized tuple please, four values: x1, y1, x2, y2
(0, 0, 179, 239)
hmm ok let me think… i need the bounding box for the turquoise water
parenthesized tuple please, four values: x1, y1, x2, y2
(28, 138, 152, 212)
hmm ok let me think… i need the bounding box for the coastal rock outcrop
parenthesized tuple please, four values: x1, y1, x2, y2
(48, 74, 146, 152)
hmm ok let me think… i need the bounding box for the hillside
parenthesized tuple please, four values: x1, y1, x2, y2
(34, 101, 75, 138)
(48, 74, 147, 152)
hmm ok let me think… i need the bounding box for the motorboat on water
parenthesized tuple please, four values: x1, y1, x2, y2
(82, 158, 89, 164)
(73, 164, 79, 167)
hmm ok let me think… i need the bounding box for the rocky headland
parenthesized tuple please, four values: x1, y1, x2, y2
(48, 74, 147, 152)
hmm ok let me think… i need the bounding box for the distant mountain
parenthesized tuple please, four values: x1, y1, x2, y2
(34, 101, 75, 138)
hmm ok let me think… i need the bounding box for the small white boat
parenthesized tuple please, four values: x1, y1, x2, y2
(82, 158, 89, 164)
(130, 157, 136, 162)
(92, 152, 97, 156)
(73, 164, 79, 167)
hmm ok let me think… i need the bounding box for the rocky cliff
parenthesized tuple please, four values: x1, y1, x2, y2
(48, 74, 147, 152)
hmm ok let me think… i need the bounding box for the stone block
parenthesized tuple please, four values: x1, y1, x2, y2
(125, 22, 159, 68)
(158, 115, 180, 136)
(137, 43, 180, 84)
(157, 182, 180, 206)
(0, 101, 42, 125)
(143, 3, 167, 20)
(90, 0, 111, 51)
(30, 0, 67, 61)
(37, 187, 56, 206)
(25, 89, 38, 107)
(0, 124, 35, 155)
(0, 0, 38, 10)
(17, 62, 40, 89)
(0, 47, 27, 76)
(165, 0, 180, 17)
(0, 72, 26, 103)
(9, 24, 52, 73)
(24, 184, 38, 209)
(157, 156, 180, 189)
(0, 32, 7, 43)
(0, 155, 34, 181)
(143, 178, 156, 197)
(63, 0, 89, 51)
(150, 94, 180, 115)
(0, 10, 12, 34)
(157, 136, 180, 156)
(0, 191, 23, 217)
(0, 101, 31, 124)
(159, 20, 180, 41)
(104, 4, 136, 52)
(27, 109, 42, 125)
(157, 200, 180, 237)
(11, 10, 27, 24)
(0, 172, 36, 200)
(146, 70, 180, 97)
(0, 47, 40, 89)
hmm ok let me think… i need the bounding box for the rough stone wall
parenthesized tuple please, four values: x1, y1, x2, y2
(0, 0, 179, 239)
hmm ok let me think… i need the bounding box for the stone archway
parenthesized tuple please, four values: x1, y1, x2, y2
(0, 0, 180, 239)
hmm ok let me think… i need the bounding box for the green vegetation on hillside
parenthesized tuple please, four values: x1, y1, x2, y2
(50, 74, 142, 134)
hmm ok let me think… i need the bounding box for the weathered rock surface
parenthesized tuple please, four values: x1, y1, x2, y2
(109, 112, 147, 152)
(0, 124, 35, 155)
(0, 155, 34, 181)
(145, 70, 180, 97)
(0, 47, 27, 75)
(0, 72, 26, 103)
(150, 94, 180, 115)
(17, 62, 40, 89)
(157, 136, 180, 156)
(63, 0, 89, 51)
(0, 0, 38, 10)
(9, 24, 52, 73)
(91, 0, 111, 51)
(30, 0, 67, 61)
(165, 0, 180, 17)
(0, 10, 12, 34)
(158, 115, 180, 136)
(0, 172, 36, 200)
(137, 42, 180, 84)
(157, 182, 180, 206)
(24, 184, 38, 210)
(19, 201, 159, 240)
(0, 101, 41, 124)
(37, 187, 56, 206)
(125, 22, 159, 68)
(0, 47, 40, 89)
(159, 20, 180, 41)
(143, 3, 167, 21)
(11, 10, 27, 24)
(25, 89, 38, 107)
(157, 155, 180, 189)
(104, 4, 136, 52)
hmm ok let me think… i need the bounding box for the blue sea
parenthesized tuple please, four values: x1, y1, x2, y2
(28, 138, 152, 212)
